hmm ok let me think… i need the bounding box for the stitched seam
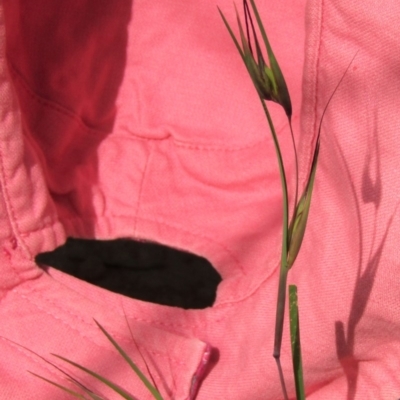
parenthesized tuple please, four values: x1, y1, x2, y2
(173, 124, 287, 152)
(135, 215, 246, 274)
(19, 221, 60, 237)
(60, 213, 280, 306)
(61, 213, 246, 275)
(133, 143, 153, 235)
(0, 139, 32, 260)
(7, 61, 108, 136)
(0, 336, 77, 386)
(13, 289, 188, 368)
(174, 137, 268, 152)
(17, 282, 198, 332)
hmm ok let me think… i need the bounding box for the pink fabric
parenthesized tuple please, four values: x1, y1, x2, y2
(0, 0, 399, 399)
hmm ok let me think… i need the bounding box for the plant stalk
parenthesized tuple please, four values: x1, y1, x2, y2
(258, 98, 290, 398)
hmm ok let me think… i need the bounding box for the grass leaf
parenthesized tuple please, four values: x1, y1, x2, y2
(287, 137, 320, 269)
(217, 7, 246, 62)
(52, 354, 136, 400)
(28, 371, 93, 400)
(122, 310, 160, 394)
(93, 320, 164, 400)
(0, 334, 105, 399)
(289, 285, 305, 400)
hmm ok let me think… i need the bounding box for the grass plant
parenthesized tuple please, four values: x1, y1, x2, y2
(219, 1, 355, 398)
(219, 0, 313, 397)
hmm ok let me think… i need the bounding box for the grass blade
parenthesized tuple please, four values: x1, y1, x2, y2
(28, 371, 92, 400)
(93, 320, 164, 400)
(218, 7, 246, 62)
(0, 334, 104, 399)
(29, 367, 106, 400)
(287, 136, 320, 269)
(52, 354, 136, 400)
(273, 267, 290, 400)
(122, 309, 161, 395)
(289, 285, 305, 400)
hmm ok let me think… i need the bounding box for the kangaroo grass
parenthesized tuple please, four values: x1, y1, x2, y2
(220, 1, 356, 398)
(219, 1, 311, 397)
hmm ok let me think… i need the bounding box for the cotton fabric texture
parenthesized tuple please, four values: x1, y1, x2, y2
(0, 0, 399, 399)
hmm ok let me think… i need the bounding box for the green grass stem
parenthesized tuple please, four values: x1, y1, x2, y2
(289, 285, 306, 399)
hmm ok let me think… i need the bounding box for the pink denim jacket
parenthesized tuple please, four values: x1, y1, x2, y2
(0, 0, 399, 399)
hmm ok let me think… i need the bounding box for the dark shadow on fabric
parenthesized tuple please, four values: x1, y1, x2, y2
(35, 238, 222, 309)
(3, 0, 133, 236)
(361, 120, 382, 207)
(335, 219, 392, 400)
(333, 123, 396, 400)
